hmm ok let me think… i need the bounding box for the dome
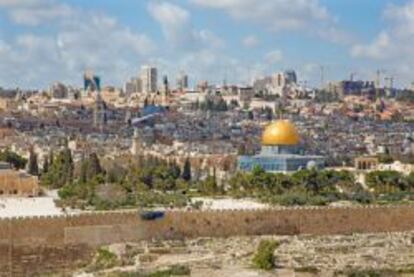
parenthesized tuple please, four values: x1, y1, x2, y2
(262, 120, 300, 146)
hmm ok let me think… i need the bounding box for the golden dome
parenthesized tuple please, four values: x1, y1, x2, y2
(262, 120, 300, 146)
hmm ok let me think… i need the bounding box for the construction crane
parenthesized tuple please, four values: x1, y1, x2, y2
(350, 72, 357, 82)
(320, 65, 325, 88)
(384, 76, 394, 89)
(375, 69, 386, 88)
(384, 76, 395, 97)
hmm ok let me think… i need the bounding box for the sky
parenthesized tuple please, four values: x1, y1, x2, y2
(0, 0, 413, 89)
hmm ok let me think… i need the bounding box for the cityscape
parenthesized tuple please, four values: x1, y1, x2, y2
(1, 0, 414, 276)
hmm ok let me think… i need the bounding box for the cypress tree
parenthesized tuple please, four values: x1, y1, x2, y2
(79, 157, 89, 184)
(28, 147, 39, 176)
(61, 147, 74, 185)
(49, 150, 54, 166)
(88, 153, 103, 179)
(182, 158, 192, 182)
(42, 156, 49, 174)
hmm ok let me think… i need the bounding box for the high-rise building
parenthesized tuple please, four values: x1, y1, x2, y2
(123, 78, 142, 96)
(84, 70, 101, 92)
(284, 70, 297, 84)
(253, 70, 300, 97)
(140, 65, 157, 93)
(177, 72, 189, 90)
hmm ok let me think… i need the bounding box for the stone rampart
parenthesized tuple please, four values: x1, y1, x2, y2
(1, 205, 414, 275)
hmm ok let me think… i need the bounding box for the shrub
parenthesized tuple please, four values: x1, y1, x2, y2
(336, 268, 398, 277)
(87, 248, 119, 272)
(275, 192, 308, 206)
(252, 240, 279, 270)
(352, 191, 374, 204)
(308, 195, 329, 206)
(148, 265, 191, 276)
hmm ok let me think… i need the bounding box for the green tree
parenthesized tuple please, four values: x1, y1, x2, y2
(79, 157, 89, 184)
(61, 147, 74, 185)
(366, 170, 404, 194)
(28, 147, 39, 176)
(182, 158, 192, 182)
(42, 156, 49, 175)
(88, 153, 103, 179)
(49, 150, 54, 166)
(199, 175, 219, 195)
(0, 149, 27, 169)
(292, 169, 324, 194)
(41, 148, 74, 189)
(168, 161, 181, 180)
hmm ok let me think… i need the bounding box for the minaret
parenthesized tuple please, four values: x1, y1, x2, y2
(131, 128, 141, 155)
(162, 75, 169, 106)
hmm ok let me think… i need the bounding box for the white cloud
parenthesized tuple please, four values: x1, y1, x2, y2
(350, 0, 414, 85)
(0, 2, 156, 88)
(242, 35, 259, 48)
(191, 0, 351, 44)
(0, 0, 74, 26)
(191, 0, 329, 29)
(148, 1, 191, 46)
(148, 1, 223, 50)
(351, 32, 390, 60)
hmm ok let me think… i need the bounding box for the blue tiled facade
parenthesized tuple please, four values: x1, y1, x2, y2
(238, 146, 324, 173)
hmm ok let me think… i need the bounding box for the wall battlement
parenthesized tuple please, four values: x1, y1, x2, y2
(0, 203, 412, 223)
(1, 205, 414, 276)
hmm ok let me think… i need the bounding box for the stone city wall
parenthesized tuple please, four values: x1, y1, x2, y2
(1, 205, 414, 275)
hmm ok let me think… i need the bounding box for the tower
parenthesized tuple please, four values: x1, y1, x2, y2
(131, 128, 141, 155)
(177, 72, 189, 91)
(140, 65, 157, 93)
(84, 70, 101, 96)
(162, 75, 169, 93)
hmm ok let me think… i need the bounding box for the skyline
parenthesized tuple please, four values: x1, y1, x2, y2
(0, 0, 413, 89)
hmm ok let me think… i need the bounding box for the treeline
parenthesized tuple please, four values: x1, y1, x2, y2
(227, 167, 364, 206)
(366, 170, 414, 196)
(51, 151, 195, 210)
(226, 167, 414, 206)
(40, 147, 414, 209)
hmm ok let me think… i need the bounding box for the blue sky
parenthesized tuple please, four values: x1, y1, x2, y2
(0, 0, 413, 89)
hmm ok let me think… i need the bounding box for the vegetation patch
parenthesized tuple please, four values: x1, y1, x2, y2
(252, 240, 280, 270)
(147, 265, 191, 277)
(335, 268, 399, 277)
(295, 266, 320, 274)
(86, 248, 120, 272)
